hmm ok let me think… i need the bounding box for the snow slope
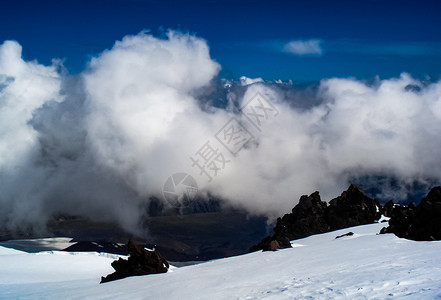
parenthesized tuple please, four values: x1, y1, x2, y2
(1, 223, 440, 299)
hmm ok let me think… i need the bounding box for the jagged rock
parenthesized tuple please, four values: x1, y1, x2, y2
(325, 184, 381, 231)
(269, 240, 280, 251)
(335, 232, 354, 239)
(250, 191, 328, 252)
(381, 186, 441, 241)
(101, 240, 169, 283)
(381, 200, 395, 217)
(408, 186, 441, 240)
(249, 236, 289, 252)
(274, 191, 329, 242)
(250, 185, 382, 252)
(249, 236, 272, 252)
(379, 204, 414, 238)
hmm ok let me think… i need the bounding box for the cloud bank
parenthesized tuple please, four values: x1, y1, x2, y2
(283, 39, 323, 56)
(1, 31, 441, 235)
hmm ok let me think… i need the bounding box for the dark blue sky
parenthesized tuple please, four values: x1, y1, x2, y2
(1, 0, 441, 80)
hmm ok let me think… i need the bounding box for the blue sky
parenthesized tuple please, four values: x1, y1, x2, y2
(1, 0, 441, 81)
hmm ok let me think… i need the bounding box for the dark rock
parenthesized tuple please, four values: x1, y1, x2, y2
(101, 240, 169, 283)
(269, 240, 280, 251)
(335, 232, 354, 239)
(409, 186, 441, 240)
(380, 204, 414, 238)
(325, 184, 381, 231)
(250, 191, 329, 252)
(274, 191, 329, 242)
(380, 186, 441, 241)
(249, 236, 273, 252)
(249, 236, 289, 252)
(250, 185, 382, 252)
(276, 236, 292, 249)
(381, 200, 395, 217)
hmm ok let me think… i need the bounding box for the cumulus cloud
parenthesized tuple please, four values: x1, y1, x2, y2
(83, 31, 223, 200)
(0, 40, 62, 232)
(0, 31, 227, 234)
(0, 31, 441, 235)
(200, 75, 441, 216)
(283, 39, 323, 56)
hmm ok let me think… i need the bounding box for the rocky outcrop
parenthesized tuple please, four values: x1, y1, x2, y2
(381, 186, 441, 241)
(250, 191, 328, 252)
(381, 200, 395, 217)
(101, 240, 169, 283)
(249, 236, 277, 252)
(325, 184, 381, 231)
(250, 185, 382, 252)
(379, 204, 414, 238)
(273, 191, 329, 241)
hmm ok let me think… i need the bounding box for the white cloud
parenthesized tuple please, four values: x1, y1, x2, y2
(83, 30, 223, 200)
(0, 41, 62, 171)
(1, 31, 441, 235)
(283, 39, 323, 56)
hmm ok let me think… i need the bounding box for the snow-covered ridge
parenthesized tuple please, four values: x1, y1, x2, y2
(239, 76, 264, 86)
(1, 223, 440, 299)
